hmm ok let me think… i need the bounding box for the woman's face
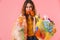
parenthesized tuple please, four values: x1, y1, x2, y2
(26, 3, 32, 14)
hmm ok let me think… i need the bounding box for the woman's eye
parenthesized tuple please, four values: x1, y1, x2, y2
(26, 6, 28, 8)
(26, 6, 32, 8)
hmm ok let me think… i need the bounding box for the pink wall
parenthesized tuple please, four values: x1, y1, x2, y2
(0, 0, 60, 40)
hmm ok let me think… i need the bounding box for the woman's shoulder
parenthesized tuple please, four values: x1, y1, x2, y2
(17, 14, 25, 22)
(18, 14, 26, 19)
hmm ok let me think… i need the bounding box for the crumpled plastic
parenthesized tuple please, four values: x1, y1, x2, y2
(35, 15, 56, 40)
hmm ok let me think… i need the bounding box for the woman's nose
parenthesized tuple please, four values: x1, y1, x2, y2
(27, 7, 31, 11)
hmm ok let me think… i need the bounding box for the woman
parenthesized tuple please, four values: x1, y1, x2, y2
(11, 0, 38, 40)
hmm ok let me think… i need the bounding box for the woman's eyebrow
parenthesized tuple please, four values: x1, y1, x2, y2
(30, 6, 32, 7)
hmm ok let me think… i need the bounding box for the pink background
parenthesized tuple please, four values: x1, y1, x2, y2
(0, 0, 60, 40)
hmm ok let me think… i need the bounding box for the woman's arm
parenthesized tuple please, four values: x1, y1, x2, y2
(11, 14, 25, 40)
